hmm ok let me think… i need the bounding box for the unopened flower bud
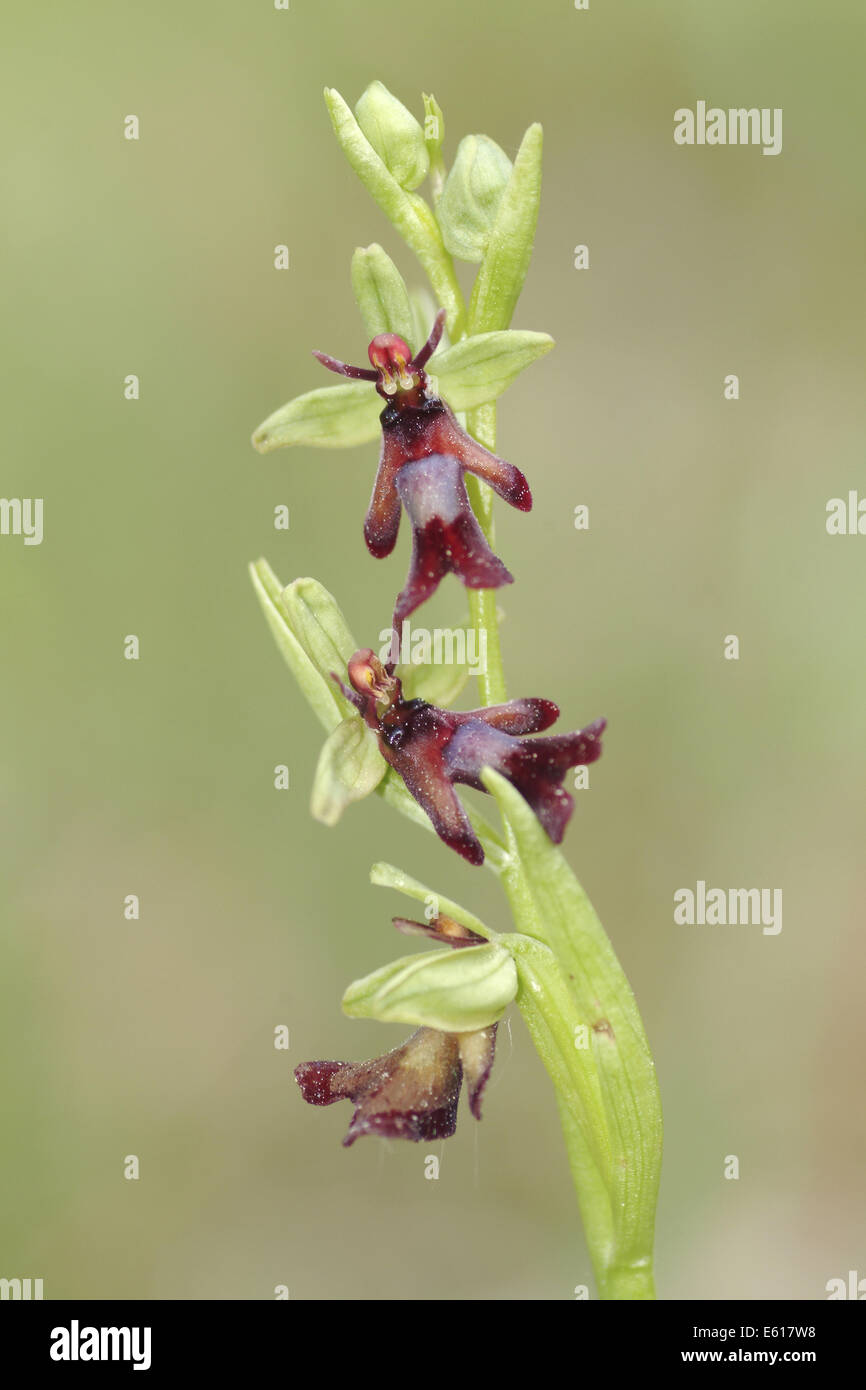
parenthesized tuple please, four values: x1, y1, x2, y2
(437, 134, 513, 262)
(355, 81, 429, 191)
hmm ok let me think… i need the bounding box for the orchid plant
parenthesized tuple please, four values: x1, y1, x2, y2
(249, 82, 663, 1300)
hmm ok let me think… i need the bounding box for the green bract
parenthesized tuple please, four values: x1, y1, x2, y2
(468, 122, 543, 334)
(429, 330, 553, 409)
(355, 81, 429, 192)
(311, 716, 386, 826)
(437, 134, 513, 262)
(342, 942, 517, 1031)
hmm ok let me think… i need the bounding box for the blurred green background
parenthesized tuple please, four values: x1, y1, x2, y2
(2, 0, 864, 1300)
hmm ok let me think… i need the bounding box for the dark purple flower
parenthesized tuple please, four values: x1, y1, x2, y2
(295, 1023, 497, 1146)
(313, 311, 532, 625)
(338, 651, 606, 866)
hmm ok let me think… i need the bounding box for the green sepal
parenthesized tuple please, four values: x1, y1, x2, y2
(280, 576, 357, 672)
(311, 716, 386, 826)
(354, 81, 429, 192)
(342, 942, 517, 1031)
(251, 380, 380, 453)
(249, 560, 344, 732)
(350, 243, 415, 346)
(433, 329, 553, 409)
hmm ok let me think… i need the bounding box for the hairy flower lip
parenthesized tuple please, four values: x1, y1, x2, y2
(294, 1023, 498, 1146)
(391, 454, 514, 628)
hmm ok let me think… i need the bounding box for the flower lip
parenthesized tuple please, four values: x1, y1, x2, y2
(294, 1027, 463, 1147)
(294, 1022, 499, 1146)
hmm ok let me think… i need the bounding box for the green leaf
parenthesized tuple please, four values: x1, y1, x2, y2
(506, 932, 613, 1187)
(437, 134, 513, 263)
(480, 766, 663, 1286)
(351, 243, 415, 346)
(251, 380, 380, 453)
(248, 560, 343, 732)
(311, 716, 386, 826)
(342, 942, 517, 1031)
(433, 329, 554, 410)
(324, 87, 465, 338)
(468, 122, 543, 334)
(355, 81, 429, 192)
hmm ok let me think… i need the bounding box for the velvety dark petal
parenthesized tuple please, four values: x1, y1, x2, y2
(393, 455, 513, 626)
(502, 718, 607, 843)
(294, 1029, 463, 1147)
(375, 698, 484, 864)
(393, 914, 487, 948)
(389, 730, 485, 866)
(364, 428, 405, 558)
(457, 1025, 498, 1120)
(442, 718, 519, 790)
(464, 697, 560, 736)
(379, 396, 451, 464)
(443, 715, 606, 845)
(434, 406, 533, 512)
(294, 1059, 348, 1107)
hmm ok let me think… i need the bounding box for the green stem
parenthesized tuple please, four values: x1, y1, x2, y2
(465, 402, 508, 707)
(463, 402, 660, 1300)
